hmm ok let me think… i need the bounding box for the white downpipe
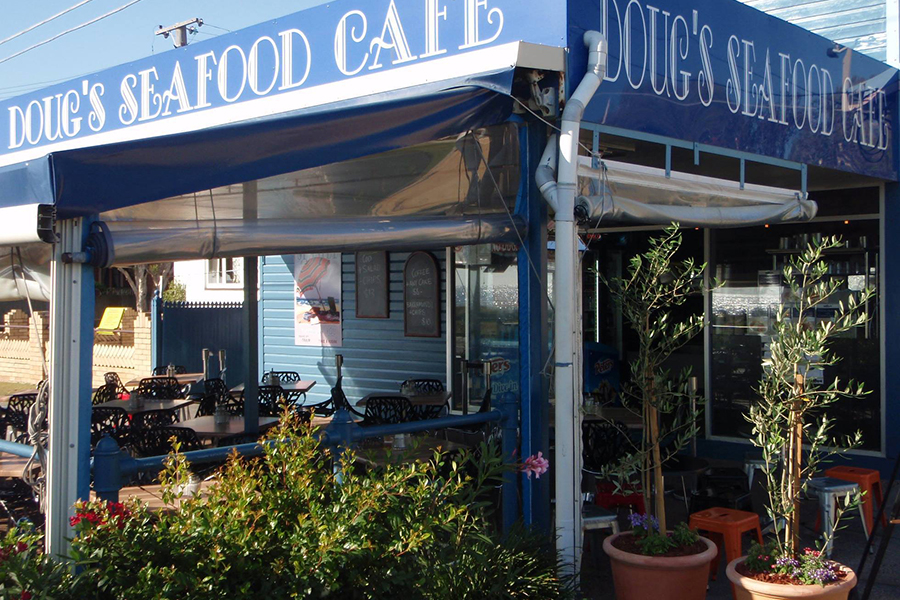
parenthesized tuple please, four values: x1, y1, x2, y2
(546, 30, 607, 574)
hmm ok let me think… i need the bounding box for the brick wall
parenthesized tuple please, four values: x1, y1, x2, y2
(0, 309, 152, 388)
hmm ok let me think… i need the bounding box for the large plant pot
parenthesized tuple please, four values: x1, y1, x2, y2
(602, 532, 717, 600)
(726, 557, 857, 600)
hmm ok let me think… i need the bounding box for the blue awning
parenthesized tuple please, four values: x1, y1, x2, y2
(0, 70, 514, 220)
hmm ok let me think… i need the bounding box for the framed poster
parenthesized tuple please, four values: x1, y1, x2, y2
(355, 251, 389, 318)
(403, 251, 440, 338)
(294, 253, 342, 347)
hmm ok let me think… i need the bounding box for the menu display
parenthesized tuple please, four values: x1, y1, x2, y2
(355, 251, 389, 319)
(404, 252, 440, 338)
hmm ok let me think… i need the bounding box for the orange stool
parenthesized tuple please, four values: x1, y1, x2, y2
(825, 466, 886, 533)
(689, 507, 763, 583)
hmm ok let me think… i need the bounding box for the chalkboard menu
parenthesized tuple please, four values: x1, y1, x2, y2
(355, 251, 389, 319)
(404, 252, 440, 338)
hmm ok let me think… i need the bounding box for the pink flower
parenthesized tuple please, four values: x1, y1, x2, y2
(521, 452, 550, 479)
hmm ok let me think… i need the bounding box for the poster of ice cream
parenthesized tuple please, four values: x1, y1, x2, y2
(294, 253, 342, 347)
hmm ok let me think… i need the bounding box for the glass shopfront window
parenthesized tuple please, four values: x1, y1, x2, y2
(709, 216, 882, 451)
(453, 244, 520, 410)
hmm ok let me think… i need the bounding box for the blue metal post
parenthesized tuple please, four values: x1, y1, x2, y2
(499, 393, 520, 533)
(243, 182, 259, 434)
(517, 119, 550, 532)
(93, 436, 124, 503)
(883, 182, 899, 464)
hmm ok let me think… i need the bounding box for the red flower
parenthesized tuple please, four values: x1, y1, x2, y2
(20, 591, 31, 600)
(15, 542, 27, 554)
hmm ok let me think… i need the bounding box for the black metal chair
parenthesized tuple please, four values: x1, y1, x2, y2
(262, 371, 301, 383)
(400, 378, 444, 395)
(152, 365, 187, 376)
(362, 395, 413, 426)
(5, 393, 36, 442)
(581, 420, 631, 474)
(90, 406, 131, 449)
(104, 372, 128, 396)
(0, 478, 43, 531)
(198, 378, 243, 417)
(401, 379, 448, 420)
(133, 408, 179, 430)
(258, 385, 288, 417)
(91, 383, 119, 406)
(135, 377, 184, 400)
(131, 426, 203, 457)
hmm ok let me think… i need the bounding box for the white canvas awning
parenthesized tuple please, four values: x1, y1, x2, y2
(576, 158, 816, 227)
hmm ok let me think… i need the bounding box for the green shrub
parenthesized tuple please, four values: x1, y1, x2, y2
(59, 417, 573, 599)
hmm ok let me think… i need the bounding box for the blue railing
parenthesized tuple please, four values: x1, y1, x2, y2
(0, 439, 37, 459)
(91, 396, 518, 529)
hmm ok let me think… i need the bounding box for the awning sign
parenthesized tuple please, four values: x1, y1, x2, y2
(568, 0, 900, 181)
(0, 0, 565, 168)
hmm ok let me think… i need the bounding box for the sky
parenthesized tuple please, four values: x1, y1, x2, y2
(0, 0, 327, 100)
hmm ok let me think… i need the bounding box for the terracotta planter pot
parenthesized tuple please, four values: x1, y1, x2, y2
(726, 557, 857, 600)
(602, 532, 718, 600)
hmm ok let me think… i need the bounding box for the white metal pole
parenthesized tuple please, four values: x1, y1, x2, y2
(47, 217, 94, 557)
(549, 31, 607, 575)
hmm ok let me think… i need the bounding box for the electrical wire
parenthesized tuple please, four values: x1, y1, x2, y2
(0, 0, 97, 48)
(202, 23, 232, 33)
(0, 0, 147, 66)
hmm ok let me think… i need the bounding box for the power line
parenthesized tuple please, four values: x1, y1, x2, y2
(202, 23, 231, 33)
(0, 0, 97, 48)
(0, 0, 147, 67)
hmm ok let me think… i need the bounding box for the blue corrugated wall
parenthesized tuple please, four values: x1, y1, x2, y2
(260, 252, 447, 405)
(740, 0, 887, 61)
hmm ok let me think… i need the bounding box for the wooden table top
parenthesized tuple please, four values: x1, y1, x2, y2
(0, 455, 38, 478)
(175, 415, 280, 440)
(95, 398, 195, 413)
(124, 373, 205, 388)
(231, 381, 316, 394)
(90, 479, 216, 512)
(356, 391, 452, 407)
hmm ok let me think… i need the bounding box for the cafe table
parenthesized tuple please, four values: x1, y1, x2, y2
(95, 397, 196, 416)
(174, 415, 280, 441)
(231, 380, 316, 402)
(124, 373, 205, 388)
(0, 454, 39, 478)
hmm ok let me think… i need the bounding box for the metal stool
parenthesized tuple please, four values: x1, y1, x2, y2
(743, 452, 767, 489)
(582, 503, 620, 570)
(808, 477, 866, 556)
(825, 466, 887, 534)
(689, 507, 763, 584)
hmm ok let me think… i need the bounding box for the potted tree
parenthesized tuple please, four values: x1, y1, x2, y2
(725, 236, 873, 600)
(599, 224, 717, 600)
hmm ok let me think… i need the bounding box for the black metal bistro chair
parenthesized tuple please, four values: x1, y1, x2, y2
(362, 395, 413, 426)
(400, 378, 444, 395)
(262, 371, 301, 384)
(134, 377, 184, 400)
(90, 406, 131, 449)
(5, 393, 36, 443)
(152, 365, 188, 376)
(132, 408, 179, 430)
(91, 382, 119, 406)
(131, 426, 203, 458)
(198, 378, 244, 416)
(104, 372, 129, 396)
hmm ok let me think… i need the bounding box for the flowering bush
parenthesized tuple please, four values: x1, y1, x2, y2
(628, 512, 699, 556)
(0, 526, 72, 600)
(61, 415, 574, 599)
(745, 541, 842, 586)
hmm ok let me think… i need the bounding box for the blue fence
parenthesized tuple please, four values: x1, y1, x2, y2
(153, 299, 245, 385)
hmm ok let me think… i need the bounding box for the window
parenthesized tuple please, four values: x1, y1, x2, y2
(206, 258, 243, 288)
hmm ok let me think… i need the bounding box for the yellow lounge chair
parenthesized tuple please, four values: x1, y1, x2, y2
(95, 307, 126, 341)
